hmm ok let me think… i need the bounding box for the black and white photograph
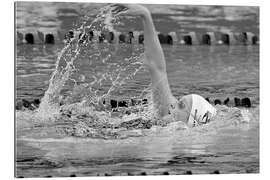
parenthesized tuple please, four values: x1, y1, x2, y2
(14, 0, 260, 178)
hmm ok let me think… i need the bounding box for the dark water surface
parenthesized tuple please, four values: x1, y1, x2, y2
(16, 44, 259, 104)
(15, 2, 259, 33)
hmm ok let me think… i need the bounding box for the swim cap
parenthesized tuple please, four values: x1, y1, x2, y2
(187, 94, 217, 127)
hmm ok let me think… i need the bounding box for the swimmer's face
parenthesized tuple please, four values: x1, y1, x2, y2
(172, 97, 192, 122)
(180, 95, 193, 112)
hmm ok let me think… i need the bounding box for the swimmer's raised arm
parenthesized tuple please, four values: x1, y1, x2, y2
(111, 4, 217, 125)
(112, 4, 176, 117)
(112, 4, 166, 72)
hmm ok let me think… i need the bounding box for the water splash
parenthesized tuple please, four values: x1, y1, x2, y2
(35, 5, 147, 122)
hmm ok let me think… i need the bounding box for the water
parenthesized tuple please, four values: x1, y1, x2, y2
(16, 45, 259, 104)
(15, 2, 259, 177)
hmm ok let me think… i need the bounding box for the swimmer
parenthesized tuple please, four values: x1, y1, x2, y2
(111, 4, 216, 127)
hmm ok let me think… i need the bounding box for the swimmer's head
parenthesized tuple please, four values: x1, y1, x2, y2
(168, 95, 193, 123)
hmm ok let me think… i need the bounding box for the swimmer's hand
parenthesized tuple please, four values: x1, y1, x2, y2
(110, 4, 150, 17)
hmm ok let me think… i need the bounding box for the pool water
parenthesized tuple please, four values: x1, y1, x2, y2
(15, 2, 259, 178)
(16, 44, 259, 102)
(15, 44, 259, 177)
